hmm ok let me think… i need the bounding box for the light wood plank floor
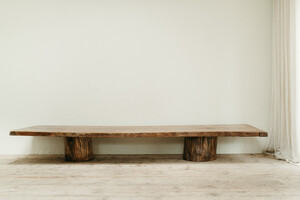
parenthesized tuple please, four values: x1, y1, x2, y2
(0, 154, 300, 200)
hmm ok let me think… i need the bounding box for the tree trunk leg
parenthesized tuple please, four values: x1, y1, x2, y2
(183, 137, 217, 162)
(64, 137, 94, 162)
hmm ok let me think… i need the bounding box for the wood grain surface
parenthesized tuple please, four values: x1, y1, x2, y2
(10, 124, 267, 138)
(64, 137, 94, 162)
(1, 154, 299, 200)
(183, 137, 217, 162)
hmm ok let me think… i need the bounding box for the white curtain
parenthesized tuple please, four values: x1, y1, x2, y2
(265, 0, 300, 163)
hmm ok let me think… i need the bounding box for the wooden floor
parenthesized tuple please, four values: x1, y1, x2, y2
(1, 154, 300, 200)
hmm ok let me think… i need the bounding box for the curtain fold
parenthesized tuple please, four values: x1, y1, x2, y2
(265, 0, 300, 163)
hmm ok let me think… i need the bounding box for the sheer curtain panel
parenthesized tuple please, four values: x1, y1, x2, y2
(265, 0, 300, 163)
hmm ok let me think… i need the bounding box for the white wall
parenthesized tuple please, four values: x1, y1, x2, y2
(0, 0, 272, 155)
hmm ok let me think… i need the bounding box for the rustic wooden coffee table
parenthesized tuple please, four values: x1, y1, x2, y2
(10, 124, 267, 162)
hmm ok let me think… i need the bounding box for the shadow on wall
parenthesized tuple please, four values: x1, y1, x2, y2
(217, 137, 266, 154)
(31, 137, 64, 154)
(30, 136, 266, 154)
(92, 137, 184, 154)
(30, 136, 184, 154)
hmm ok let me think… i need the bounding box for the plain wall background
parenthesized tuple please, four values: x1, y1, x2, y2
(0, 0, 272, 154)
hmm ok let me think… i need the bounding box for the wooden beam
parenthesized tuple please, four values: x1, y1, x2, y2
(10, 124, 267, 138)
(64, 137, 94, 162)
(183, 137, 217, 162)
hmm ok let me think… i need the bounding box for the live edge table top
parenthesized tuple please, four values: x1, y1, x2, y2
(10, 124, 267, 138)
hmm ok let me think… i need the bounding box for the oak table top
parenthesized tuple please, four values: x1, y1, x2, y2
(10, 124, 267, 138)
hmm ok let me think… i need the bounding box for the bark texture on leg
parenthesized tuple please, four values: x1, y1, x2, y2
(183, 137, 217, 162)
(64, 137, 94, 162)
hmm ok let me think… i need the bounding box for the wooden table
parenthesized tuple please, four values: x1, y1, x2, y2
(10, 124, 267, 162)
